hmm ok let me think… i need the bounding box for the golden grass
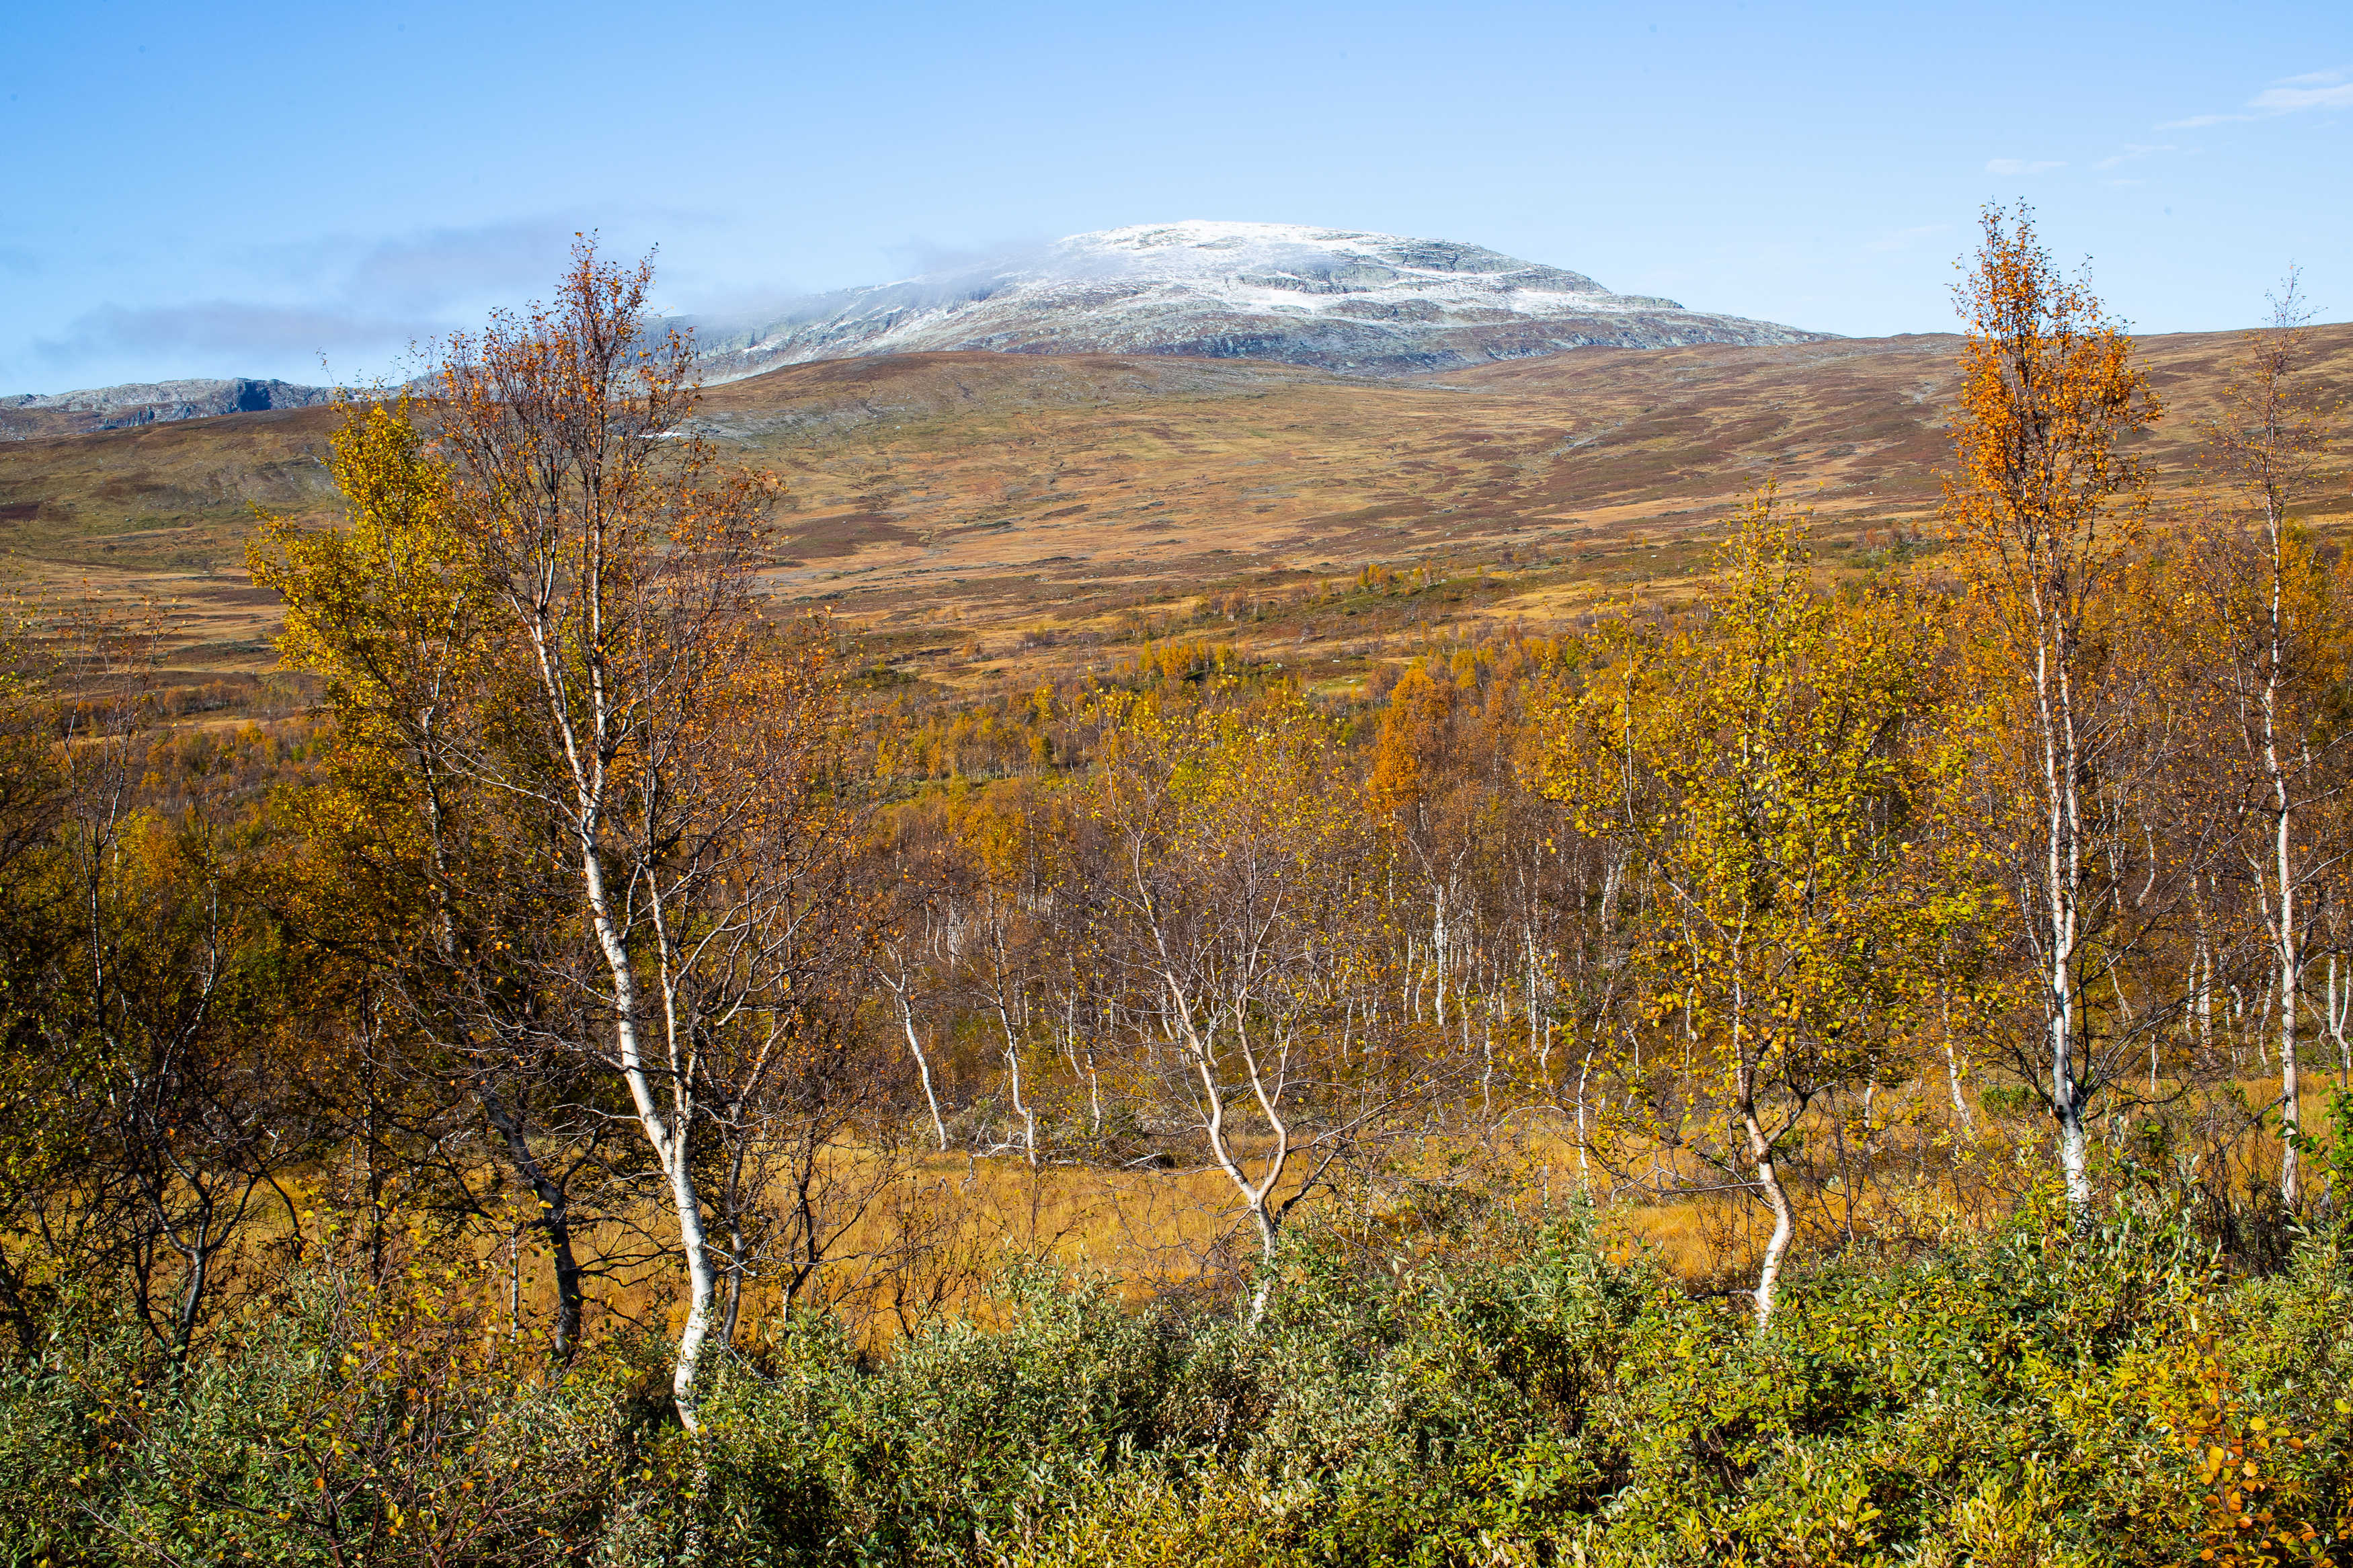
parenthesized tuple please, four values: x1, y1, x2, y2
(50, 1065, 2344, 1362)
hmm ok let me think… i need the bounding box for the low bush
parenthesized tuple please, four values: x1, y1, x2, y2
(5, 1201, 2350, 1565)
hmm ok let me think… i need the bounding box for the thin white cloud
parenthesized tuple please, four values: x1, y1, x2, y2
(2092, 142, 2176, 171)
(33, 301, 437, 366)
(1866, 223, 1947, 254)
(1985, 159, 2065, 175)
(25, 217, 613, 384)
(883, 231, 1058, 280)
(2162, 68, 2348, 128)
(247, 218, 587, 313)
(2249, 79, 2353, 113)
(349, 222, 583, 311)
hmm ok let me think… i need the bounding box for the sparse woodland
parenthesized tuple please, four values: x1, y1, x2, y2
(4, 210, 2353, 1565)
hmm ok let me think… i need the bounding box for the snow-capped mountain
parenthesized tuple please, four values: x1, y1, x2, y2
(687, 220, 1829, 379)
(1, 377, 336, 438)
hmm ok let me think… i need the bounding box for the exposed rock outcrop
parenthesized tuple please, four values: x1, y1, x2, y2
(1, 378, 337, 438)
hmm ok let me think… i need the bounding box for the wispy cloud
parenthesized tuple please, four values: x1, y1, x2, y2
(1985, 158, 2066, 175)
(29, 218, 594, 383)
(32, 301, 439, 368)
(1866, 223, 1947, 254)
(245, 218, 584, 312)
(2161, 68, 2349, 128)
(2091, 142, 2176, 172)
(348, 222, 581, 311)
(2249, 71, 2353, 112)
(882, 231, 1056, 280)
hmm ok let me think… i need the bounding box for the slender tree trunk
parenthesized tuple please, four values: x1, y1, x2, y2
(2262, 513, 2304, 1207)
(1736, 1048, 1794, 1328)
(2276, 796, 2303, 1208)
(1527, 931, 1544, 1085)
(1431, 891, 1447, 1031)
(1245, 1203, 1280, 1328)
(720, 1231, 747, 1349)
(1168, 986, 1290, 1330)
(2038, 631, 2092, 1222)
(893, 989, 949, 1151)
(998, 1000, 1037, 1168)
(1574, 1031, 1595, 1196)
(662, 1148, 721, 1432)
(582, 841, 717, 1431)
(2327, 956, 2349, 1077)
(481, 1091, 585, 1360)
(1725, 943, 1794, 1329)
(172, 1224, 212, 1356)
(718, 1137, 755, 1350)
(1067, 998, 1103, 1137)
(1942, 989, 1977, 1138)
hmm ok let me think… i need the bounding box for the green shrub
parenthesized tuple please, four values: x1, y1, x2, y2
(7, 1205, 2351, 1565)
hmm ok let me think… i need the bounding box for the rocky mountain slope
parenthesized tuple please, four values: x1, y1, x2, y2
(1, 378, 337, 440)
(687, 221, 1831, 378)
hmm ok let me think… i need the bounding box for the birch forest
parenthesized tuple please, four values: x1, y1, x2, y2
(3, 209, 2353, 1566)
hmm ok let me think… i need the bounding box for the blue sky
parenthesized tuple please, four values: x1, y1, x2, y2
(3, 0, 2348, 393)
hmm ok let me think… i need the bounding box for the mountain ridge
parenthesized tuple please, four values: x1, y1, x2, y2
(686, 220, 1831, 380)
(1, 378, 337, 439)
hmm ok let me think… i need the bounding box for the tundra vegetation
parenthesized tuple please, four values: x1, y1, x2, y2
(3, 212, 2353, 1565)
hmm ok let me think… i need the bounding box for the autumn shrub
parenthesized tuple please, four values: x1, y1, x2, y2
(532, 1199, 2344, 1567)
(6, 1201, 2352, 1566)
(592, 1268, 1184, 1566)
(0, 1258, 642, 1567)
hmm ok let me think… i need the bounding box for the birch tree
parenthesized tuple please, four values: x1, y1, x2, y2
(1944, 204, 2162, 1223)
(2181, 272, 2348, 1208)
(1088, 689, 1400, 1323)
(359, 240, 859, 1428)
(256, 398, 614, 1362)
(1538, 488, 1957, 1325)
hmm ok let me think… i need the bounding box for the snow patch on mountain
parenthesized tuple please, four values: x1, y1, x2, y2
(1, 378, 337, 438)
(688, 220, 1831, 379)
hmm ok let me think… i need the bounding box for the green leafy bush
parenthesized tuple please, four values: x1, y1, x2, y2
(7, 1204, 2352, 1566)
